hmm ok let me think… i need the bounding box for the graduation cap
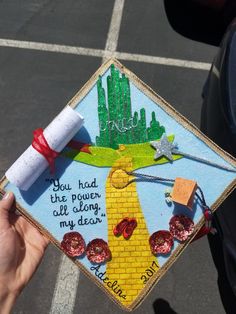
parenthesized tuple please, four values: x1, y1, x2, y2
(1, 59, 236, 311)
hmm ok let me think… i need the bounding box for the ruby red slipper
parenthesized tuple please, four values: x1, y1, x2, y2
(113, 217, 129, 236)
(123, 218, 137, 239)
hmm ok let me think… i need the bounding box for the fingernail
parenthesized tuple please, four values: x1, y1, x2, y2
(3, 192, 10, 200)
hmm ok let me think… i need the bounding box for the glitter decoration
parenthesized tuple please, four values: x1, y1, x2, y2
(150, 134, 236, 172)
(113, 218, 138, 239)
(149, 230, 174, 255)
(150, 135, 175, 161)
(169, 215, 194, 242)
(61, 232, 86, 257)
(171, 147, 236, 172)
(123, 218, 137, 239)
(113, 217, 129, 236)
(86, 239, 112, 264)
(96, 64, 165, 149)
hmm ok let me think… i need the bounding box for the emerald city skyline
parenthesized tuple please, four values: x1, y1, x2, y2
(96, 64, 165, 149)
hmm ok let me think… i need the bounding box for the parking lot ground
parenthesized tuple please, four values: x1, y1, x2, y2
(0, 1, 227, 313)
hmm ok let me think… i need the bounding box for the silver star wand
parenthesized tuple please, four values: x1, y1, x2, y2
(150, 135, 236, 173)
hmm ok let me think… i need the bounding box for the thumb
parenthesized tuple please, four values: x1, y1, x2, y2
(0, 192, 15, 231)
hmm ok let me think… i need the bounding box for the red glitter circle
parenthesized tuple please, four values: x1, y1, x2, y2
(86, 239, 112, 264)
(169, 215, 194, 242)
(61, 232, 86, 257)
(149, 230, 174, 255)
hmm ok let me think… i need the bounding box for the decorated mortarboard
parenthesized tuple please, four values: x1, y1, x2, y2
(1, 59, 236, 311)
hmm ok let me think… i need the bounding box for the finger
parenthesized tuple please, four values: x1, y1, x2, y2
(0, 192, 15, 231)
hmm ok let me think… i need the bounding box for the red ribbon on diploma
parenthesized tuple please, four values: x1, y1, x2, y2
(32, 128, 59, 174)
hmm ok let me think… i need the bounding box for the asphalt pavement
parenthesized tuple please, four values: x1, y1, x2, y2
(0, 1, 227, 313)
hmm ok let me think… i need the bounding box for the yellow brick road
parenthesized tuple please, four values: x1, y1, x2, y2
(105, 156, 159, 306)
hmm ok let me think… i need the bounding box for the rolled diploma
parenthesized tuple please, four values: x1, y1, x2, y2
(5, 106, 84, 191)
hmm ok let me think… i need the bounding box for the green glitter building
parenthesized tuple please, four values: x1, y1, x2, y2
(96, 64, 165, 149)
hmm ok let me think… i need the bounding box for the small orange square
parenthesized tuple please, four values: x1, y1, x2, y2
(172, 177, 197, 209)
